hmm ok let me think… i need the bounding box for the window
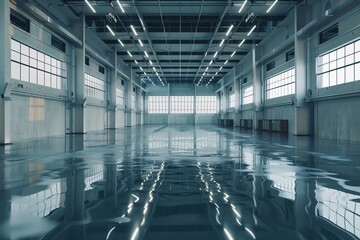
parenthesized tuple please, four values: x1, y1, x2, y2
(317, 39, 360, 88)
(196, 96, 216, 114)
(11, 39, 66, 90)
(266, 68, 295, 99)
(170, 96, 194, 114)
(10, 11, 30, 33)
(51, 35, 66, 52)
(319, 24, 338, 44)
(98, 65, 105, 74)
(85, 56, 90, 66)
(242, 77, 248, 84)
(286, 49, 295, 62)
(229, 93, 235, 108)
(85, 73, 105, 100)
(243, 86, 253, 105)
(266, 60, 275, 71)
(148, 96, 168, 114)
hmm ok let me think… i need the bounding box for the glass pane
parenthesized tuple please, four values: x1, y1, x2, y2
(38, 70, 45, 85)
(345, 43, 354, 55)
(11, 39, 20, 51)
(337, 47, 345, 58)
(345, 65, 354, 83)
(355, 63, 360, 81)
(21, 65, 29, 82)
(11, 61, 21, 80)
(30, 67, 37, 84)
(30, 49, 37, 59)
(11, 51, 20, 62)
(21, 44, 29, 56)
(329, 70, 336, 86)
(337, 68, 345, 84)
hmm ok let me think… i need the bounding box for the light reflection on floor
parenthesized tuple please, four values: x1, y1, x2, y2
(0, 125, 359, 240)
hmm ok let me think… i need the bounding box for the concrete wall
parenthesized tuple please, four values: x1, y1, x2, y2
(85, 105, 106, 132)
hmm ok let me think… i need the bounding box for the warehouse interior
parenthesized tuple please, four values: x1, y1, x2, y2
(0, 0, 360, 239)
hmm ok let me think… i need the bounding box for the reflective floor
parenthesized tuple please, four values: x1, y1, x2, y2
(0, 125, 360, 240)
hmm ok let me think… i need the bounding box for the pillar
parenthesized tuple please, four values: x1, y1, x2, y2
(294, 5, 310, 135)
(0, 0, 11, 144)
(72, 15, 86, 133)
(108, 48, 117, 129)
(252, 44, 263, 130)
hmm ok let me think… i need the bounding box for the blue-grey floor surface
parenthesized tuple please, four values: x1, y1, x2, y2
(0, 125, 359, 240)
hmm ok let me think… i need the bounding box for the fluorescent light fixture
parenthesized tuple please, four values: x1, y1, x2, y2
(85, 0, 96, 13)
(106, 25, 115, 36)
(156, 72, 159, 76)
(226, 25, 234, 36)
(139, 18, 146, 31)
(138, 39, 143, 47)
(238, 39, 245, 47)
(202, 72, 206, 76)
(239, 0, 248, 13)
(209, 60, 213, 65)
(224, 228, 234, 240)
(135, 60, 138, 64)
(118, 39, 124, 47)
(152, 67, 156, 71)
(219, 66, 223, 70)
(231, 51, 236, 57)
(116, 0, 125, 13)
(215, 72, 218, 75)
(140, 67, 143, 71)
(266, 0, 278, 13)
(224, 60, 228, 65)
(127, 51, 132, 57)
(236, 218, 242, 226)
(149, 60, 153, 65)
(144, 51, 149, 57)
(214, 51, 218, 58)
(219, 39, 225, 47)
(247, 25, 256, 36)
(130, 25, 138, 36)
(144, 72, 147, 75)
(205, 67, 209, 72)
(205, 52, 208, 57)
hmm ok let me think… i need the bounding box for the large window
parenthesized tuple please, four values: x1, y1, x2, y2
(11, 39, 67, 90)
(170, 96, 194, 114)
(317, 39, 360, 88)
(242, 86, 253, 105)
(85, 73, 105, 100)
(196, 96, 216, 114)
(266, 68, 295, 99)
(229, 93, 235, 108)
(148, 96, 168, 114)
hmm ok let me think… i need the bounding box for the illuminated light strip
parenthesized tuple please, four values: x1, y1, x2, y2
(238, 39, 245, 47)
(130, 25, 138, 36)
(239, 0, 247, 13)
(140, 67, 143, 71)
(106, 25, 115, 36)
(266, 0, 278, 13)
(219, 39, 225, 47)
(231, 51, 236, 57)
(209, 60, 213, 65)
(224, 60, 228, 65)
(149, 60, 153, 65)
(139, 18, 146, 30)
(134, 60, 138, 64)
(226, 25, 234, 36)
(127, 51, 133, 57)
(85, 0, 96, 13)
(138, 39, 144, 47)
(247, 25, 256, 36)
(117, 0, 125, 13)
(214, 51, 218, 58)
(144, 51, 149, 57)
(118, 39, 124, 47)
(224, 228, 234, 240)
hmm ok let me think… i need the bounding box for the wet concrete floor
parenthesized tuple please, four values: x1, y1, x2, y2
(0, 125, 359, 240)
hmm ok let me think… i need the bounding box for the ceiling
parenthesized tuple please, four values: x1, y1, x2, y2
(44, 0, 303, 86)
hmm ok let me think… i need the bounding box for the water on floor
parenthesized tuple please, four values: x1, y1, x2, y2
(0, 125, 359, 240)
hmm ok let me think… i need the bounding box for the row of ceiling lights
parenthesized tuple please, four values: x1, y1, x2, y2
(86, 0, 279, 87)
(85, 0, 162, 86)
(200, 0, 279, 86)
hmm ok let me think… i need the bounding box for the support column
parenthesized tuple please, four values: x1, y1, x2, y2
(294, 5, 310, 136)
(72, 15, 86, 133)
(0, 0, 11, 144)
(108, 49, 117, 129)
(234, 76, 241, 127)
(252, 44, 263, 130)
(125, 71, 132, 127)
